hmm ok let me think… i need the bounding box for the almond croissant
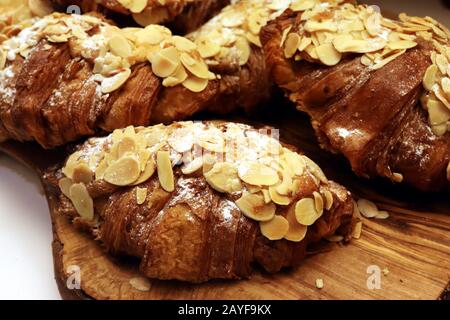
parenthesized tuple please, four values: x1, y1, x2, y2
(44, 121, 356, 283)
(0, 10, 269, 149)
(260, 2, 450, 192)
(49, 0, 230, 33)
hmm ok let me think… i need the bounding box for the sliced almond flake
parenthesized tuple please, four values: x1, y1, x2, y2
(295, 197, 320, 226)
(129, 277, 151, 292)
(333, 36, 387, 54)
(361, 54, 373, 66)
(205, 162, 242, 193)
(315, 278, 324, 289)
(392, 172, 404, 183)
(69, 183, 94, 220)
(72, 163, 94, 184)
(284, 204, 308, 242)
(132, 158, 156, 186)
(101, 69, 131, 94)
(29, 0, 54, 17)
(388, 40, 417, 50)
(370, 49, 406, 70)
(284, 33, 301, 58)
(435, 54, 448, 75)
(246, 32, 262, 47)
(172, 36, 197, 52)
(316, 42, 342, 66)
(180, 53, 210, 79)
(156, 151, 174, 192)
(238, 162, 279, 187)
(280, 26, 293, 48)
(168, 127, 194, 153)
(431, 24, 448, 40)
(259, 215, 289, 241)
(357, 198, 379, 218)
(235, 192, 276, 222)
(298, 37, 312, 52)
(427, 98, 450, 125)
(59, 177, 74, 198)
(290, 0, 316, 12)
(117, 136, 137, 159)
(323, 190, 334, 211)
(247, 184, 262, 194)
(375, 210, 390, 219)
(182, 76, 208, 93)
(104, 155, 141, 186)
(423, 65, 439, 91)
(62, 151, 83, 179)
(282, 151, 306, 176)
(197, 38, 220, 58)
(197, 129, 225, 153)
(447, 161, 450, 181)
(433, 85, 450, 109)
(136, 187, 147, 205)
(162, 65, 188, 87)
(274, 172, 291, 194)
(303, 156, 328, 183)
(364, 11, 383, 37)
(269, 186, 291, 205)
(352, 221, 363, 239)
(181, 157, 203, 174)
(109, 34, 132, 58)
(305, 44, 319, 59)
(150, 46, 180, 78)
(313, 191, 324, 216)
(304, 20, 338, 33)
(235, 37, 251, 65)
(431, 123, 447, 136)
(0, 50, 6, 70)
(442, 77, 450, 96)
(221, 10, 245, 28)
(261, 189, 271, 204)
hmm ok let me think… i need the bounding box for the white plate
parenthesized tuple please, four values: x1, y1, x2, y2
(0, 155, 60, 299)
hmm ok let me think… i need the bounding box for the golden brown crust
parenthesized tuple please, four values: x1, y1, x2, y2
(46, 121, 355, 283)
(0, 12, 269, 148)
(261, 8, 450, 192)
(50, 0, 230, 33)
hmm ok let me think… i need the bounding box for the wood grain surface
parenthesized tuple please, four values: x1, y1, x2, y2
(1, 105, 448, 300)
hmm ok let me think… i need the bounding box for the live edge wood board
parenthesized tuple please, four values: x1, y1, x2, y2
(0, 106, 449, 300)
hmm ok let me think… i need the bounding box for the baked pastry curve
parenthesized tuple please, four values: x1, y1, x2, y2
(0, 0, 299, 149)
(0, 0, 53, 42)
(261, 1, 450, 192)
(45, 121, 356, 283)
(49, 0, 230, 33)
(0, 10, 271, 149)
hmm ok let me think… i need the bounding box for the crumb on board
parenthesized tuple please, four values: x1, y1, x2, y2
(316, 278, 324, 289)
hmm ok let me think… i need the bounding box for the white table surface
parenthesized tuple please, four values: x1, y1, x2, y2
(0, 0, 448, 300)
(0, 154, 60, 299)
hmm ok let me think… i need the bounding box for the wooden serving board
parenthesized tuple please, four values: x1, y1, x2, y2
(0, 106, 449, 300)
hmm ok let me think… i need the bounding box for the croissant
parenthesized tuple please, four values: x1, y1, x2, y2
(44, 121, 356, 283)
(260, 2, 450, 192)
(49, 0, 230, 33)
(0, 7, 272, 149)
(0, 0, 52, 42)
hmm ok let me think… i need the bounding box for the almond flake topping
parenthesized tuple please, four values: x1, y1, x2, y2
(0, 13, 215, 93)
(282, 0, 450, 165)
(188, 0, 314, 67)
(60, 121, 334, 242)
